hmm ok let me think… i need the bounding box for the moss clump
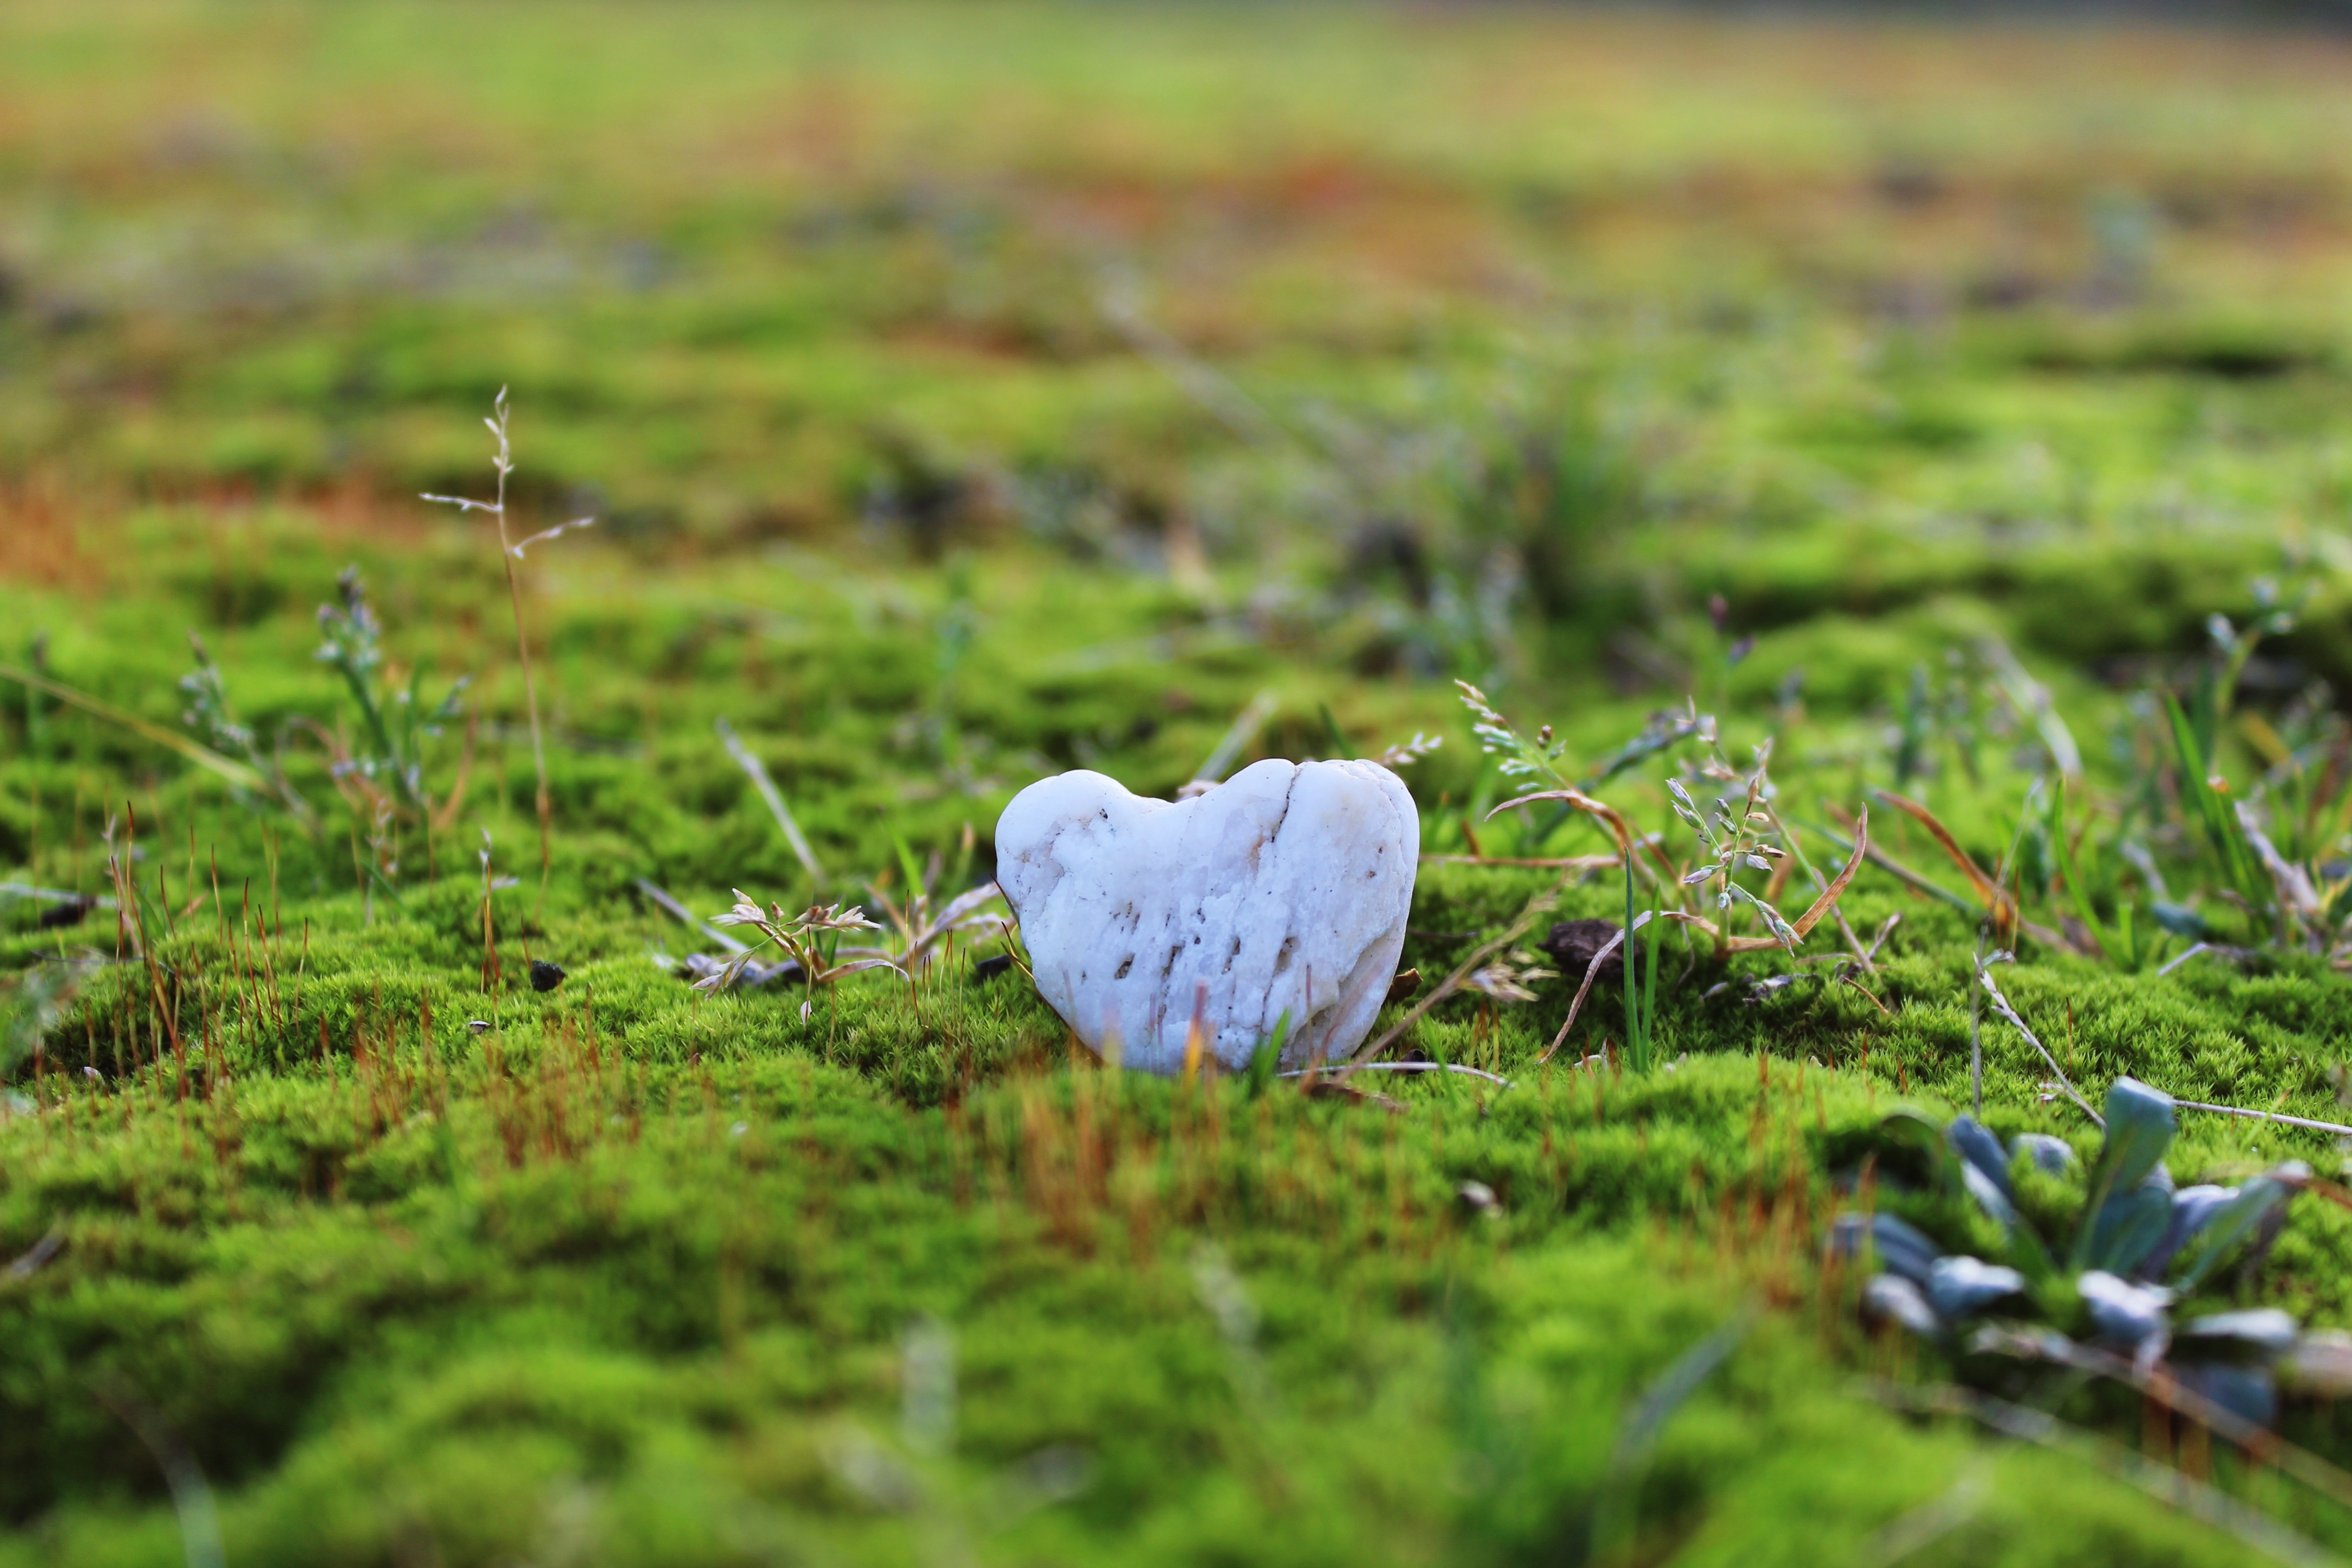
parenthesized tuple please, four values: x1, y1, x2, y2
(14, 2, 2352, 1561)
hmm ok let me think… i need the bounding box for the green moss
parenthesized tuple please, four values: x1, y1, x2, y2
(13, 1, 2352, 1560)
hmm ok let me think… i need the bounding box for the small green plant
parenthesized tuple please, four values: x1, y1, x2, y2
(309, 568, 470, 910)
(311, 568, 469, 821)
(1861, 589, 2352, 973)
(1452, 680, 1870, 1067)
(1243, 1010, 1290, 1097)
(2047, 777, 2167, 971)
(698, 890, 906, 1019)
(423, 388, 594, 890)
(169, 569, 470, 909)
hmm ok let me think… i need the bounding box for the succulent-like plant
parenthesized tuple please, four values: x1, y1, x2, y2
(1834, 1076, 2342, 1427)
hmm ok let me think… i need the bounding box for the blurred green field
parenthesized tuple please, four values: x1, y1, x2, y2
(15, 4, 2352, 1565)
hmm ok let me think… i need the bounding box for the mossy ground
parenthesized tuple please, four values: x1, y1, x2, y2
(11, 4, 2352, 1564)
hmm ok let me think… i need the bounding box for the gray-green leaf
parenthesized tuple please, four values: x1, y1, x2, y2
(2168, 1175, 2289, 1292)
(2083, 1181, 2172, 1276)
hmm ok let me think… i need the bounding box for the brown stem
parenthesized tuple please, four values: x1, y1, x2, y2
(486, 398, 552, 913)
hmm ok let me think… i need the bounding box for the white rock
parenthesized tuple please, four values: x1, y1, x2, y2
(994, 758, 1418, 1073)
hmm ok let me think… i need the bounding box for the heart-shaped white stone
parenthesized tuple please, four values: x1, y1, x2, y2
(995, 758, 1417, 1073)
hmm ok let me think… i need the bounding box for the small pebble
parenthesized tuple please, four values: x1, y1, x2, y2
(1457, 1180, 1498, 1214)
(974, 953, 1014, 981)
(37, 897, 95, 931)
(466, 1020, 491, 1034)
(529, 959, 567, 993)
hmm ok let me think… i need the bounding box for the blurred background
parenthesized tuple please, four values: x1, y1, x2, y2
(8, 0, 2352, 705)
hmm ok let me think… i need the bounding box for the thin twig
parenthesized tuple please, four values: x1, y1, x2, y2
(1839, 971, 1896, 1017)
(1278, 1062, 1514, 1089)
(1297, 1078, 1405, 1113)
(1973, 1327, 2352, 1515)
(633, 877, 748, 954)
(1542, 922, 1627, 1063)
(1866, 914, 1901, 961)
(1975, 961, 2104, 1128)
(506, 516, 595, 558)
(2157, 941, 2213, 978)
(1351, 880, 1564, 1064)
(1969, 929, 1987, 1117)
(1099, 281, 1290, 452)
(1859, 1380, 2334, 1568)
(1850, 1464, 1990, 1568)
(2175, 1100, 2352, 1139)
(2156, 942, 2262, 978)
(1538, 908, 1716, 1062)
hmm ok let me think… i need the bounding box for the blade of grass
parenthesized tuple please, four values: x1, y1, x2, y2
(1809, 815, 1976, 914)
(1765, 806, 1876, 972)
(1983, 637, 2083, 785)
(1592, 1306, 1758, 1558)
(0, 664, 266, 793)
(1636, 886, 1662, 1072)
(88, 1378, 225, 1568)
(1191, 689, 1278, 789)
(717, 717, 826, 887)
(1623, 841, 1643, 1071)
(2164, 693, 2269, 912)
(1788, 804, 1868, 940)
(1418, 853, 1620, 872)
(1316, 702, 1352, 760)
(1488, 787, 1677, 888)
(1836, 799, 2074, 950)
(2053, 778, 2115, 960)
(1871, 789, 2010, 918)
